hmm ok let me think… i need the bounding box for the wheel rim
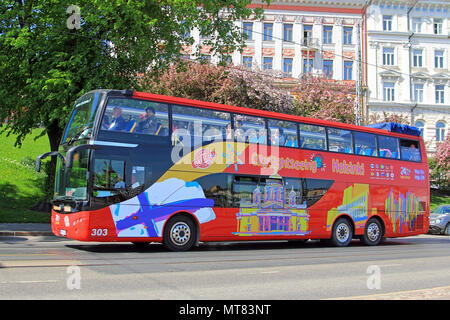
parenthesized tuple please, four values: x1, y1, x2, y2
(336, 223, 350, 243)
(170, 222, 191, 246)
(367, 222, 380, 242)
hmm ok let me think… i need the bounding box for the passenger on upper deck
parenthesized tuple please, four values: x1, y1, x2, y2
(108, 106, 126, 131)
(136, 106, 162, 135)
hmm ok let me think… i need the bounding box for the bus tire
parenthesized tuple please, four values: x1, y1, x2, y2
(330, 217, 353, 247)
(362, 218, 383, 246)
(163, 215, 196, 252)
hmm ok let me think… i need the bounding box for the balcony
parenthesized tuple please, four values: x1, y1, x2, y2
(301, 37, 320, 50)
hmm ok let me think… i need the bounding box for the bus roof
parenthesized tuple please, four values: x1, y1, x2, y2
(365, 122, 422, 137)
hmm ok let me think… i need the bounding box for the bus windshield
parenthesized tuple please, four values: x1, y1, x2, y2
(62, 92, 103, 144)
(54, 148, 90, 201)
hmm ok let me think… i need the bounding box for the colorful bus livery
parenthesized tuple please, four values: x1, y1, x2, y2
(38, 89, 429, 251)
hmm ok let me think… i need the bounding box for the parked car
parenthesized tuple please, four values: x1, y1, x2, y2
(428, 205, 450, 235)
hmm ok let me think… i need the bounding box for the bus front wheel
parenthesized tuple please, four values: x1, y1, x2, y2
(163, 215, 197, 252)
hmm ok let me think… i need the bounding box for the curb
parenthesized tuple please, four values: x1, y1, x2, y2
(0, 231, 55, 237)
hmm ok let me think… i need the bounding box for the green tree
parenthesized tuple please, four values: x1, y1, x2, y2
(0, 0, 267, 196)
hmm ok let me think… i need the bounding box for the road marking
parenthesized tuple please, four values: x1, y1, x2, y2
(0, 280, 59, 284)
(0, 254, 57, 256)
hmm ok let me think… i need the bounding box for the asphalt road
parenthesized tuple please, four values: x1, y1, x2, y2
(0, 234, 449, 301)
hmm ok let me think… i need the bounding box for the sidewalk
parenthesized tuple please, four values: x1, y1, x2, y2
(0, 223, 53, 236)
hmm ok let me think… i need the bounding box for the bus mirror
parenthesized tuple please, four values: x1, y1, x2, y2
(65, 144, 102, 170)
(35, 152, 66, 172)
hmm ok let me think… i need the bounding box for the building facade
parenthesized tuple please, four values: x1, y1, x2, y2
(366, 0, 450, 154)
(187, 1, 366, 82)
(185, 0, 449, 155)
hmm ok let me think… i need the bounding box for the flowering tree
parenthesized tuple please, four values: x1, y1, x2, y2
(291, 74, 356, 124)
(430, 135, 450, 190)
(368, 111, 411, 125)
(142, 62, 295, 113)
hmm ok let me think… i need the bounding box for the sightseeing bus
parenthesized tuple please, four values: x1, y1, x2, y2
(36, 89, 429, 251)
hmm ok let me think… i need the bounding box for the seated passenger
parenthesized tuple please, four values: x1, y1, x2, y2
(270, 128, 285, 146)
(409, 144, 420, 161)
(108, 106, 126, 131)
(136, 107, 161, 135)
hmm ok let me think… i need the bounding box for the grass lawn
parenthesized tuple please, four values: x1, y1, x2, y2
(0, 129, 51, 223)
(430, 190, 450, 211)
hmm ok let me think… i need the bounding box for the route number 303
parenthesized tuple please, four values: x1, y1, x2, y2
(91, 228, 108, 236)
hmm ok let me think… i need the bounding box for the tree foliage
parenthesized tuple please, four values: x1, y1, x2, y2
(0, 0, 267, 150)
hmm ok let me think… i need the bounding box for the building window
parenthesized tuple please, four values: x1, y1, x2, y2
(243, 22, 253, 40)
(435, 50, 444, 68)
(414, 120, 425, 137)
(413, 83, 424, 102)
(343, 61, 353, 80)
(343, 27, 352, 45)
(383, 82, 395, 101)
(283, 58, 293, 77)
(383, 15, 392, 31)
(433, 18, 443, 35)
(303, 25, 313, 46)
(412, 18, 422, 33)
(323, 60, 333, 79)
(323, 26, 333, 44)
(383, 48, 395, 66)
(303, 58, 313, 74)
(242, 56, 253, 69)
(263, 57, 273, 70)
(284, 24, 293, 42)
(263, 23, 273, 41)
(435, 85, 445, 104)
(413, 49, 423, 67)
(436, 121, 446, 142)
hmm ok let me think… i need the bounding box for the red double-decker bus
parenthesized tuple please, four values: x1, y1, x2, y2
(36, 89, 429, 251)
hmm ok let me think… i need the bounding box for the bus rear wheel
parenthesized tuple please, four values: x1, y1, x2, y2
(362, 218, 383, 246)
(163, 215, 196, 252)
(330, 217, 353, 247)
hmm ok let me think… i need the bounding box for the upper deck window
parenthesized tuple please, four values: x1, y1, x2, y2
(172, 105, 231, 146)
(299, 124, 326, 150)
(354, 132, 377, 156)
(101, 98, 169, 136)
(268, 119, 298, 147)
(400, 139, 421, 162)
(378, 135, 399, 159)
(63, 92, 103, 144)
(327, 128, 353, 153)
(234, 114, 267, 144)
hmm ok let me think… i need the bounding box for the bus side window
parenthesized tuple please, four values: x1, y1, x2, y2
(268, 119, 298, 147)
(378, 135, 399, 159)
(400, 139, 421, 162)
(234, 115, 267, 144)
(353, 132, 377, 156)
(172, 105, 231, 146)
(195, 173, 232, 207)
(299, 124, 326, 150)
(327, 128, 353, 153)
(92, 158, 126, 197)
(101, 98, 169, 136)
